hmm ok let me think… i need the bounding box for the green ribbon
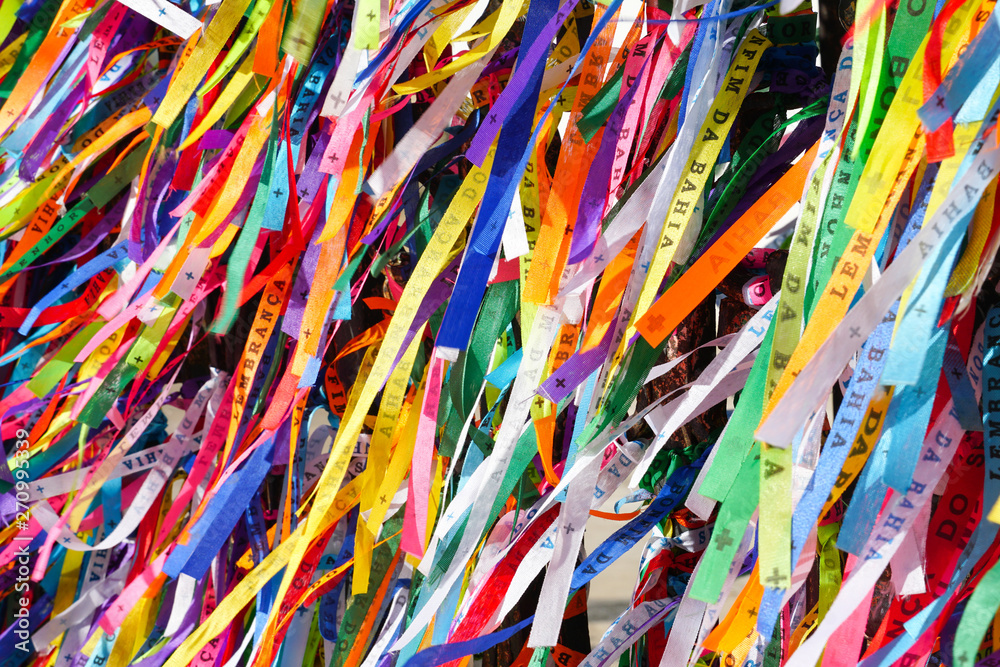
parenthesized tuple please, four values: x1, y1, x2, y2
(331, 515, 403, 667)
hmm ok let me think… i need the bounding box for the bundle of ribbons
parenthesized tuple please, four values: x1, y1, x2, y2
(6, 0, 1000, 662)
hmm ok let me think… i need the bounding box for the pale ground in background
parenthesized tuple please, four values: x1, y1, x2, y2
(584, 485, 647, 646)
(582, 484, 744, 649)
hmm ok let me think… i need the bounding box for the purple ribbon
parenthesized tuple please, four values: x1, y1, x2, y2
(21, 82, 85, 180)
(569, 57, 650, 264)
(465, 0, 579, 166)
(30, 198, 126, 268)
(537, 325, 614, 403)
